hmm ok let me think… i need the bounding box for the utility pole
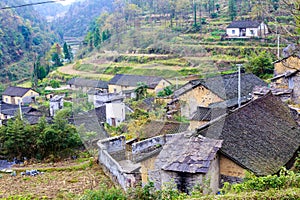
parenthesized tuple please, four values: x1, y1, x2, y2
(237, 64, 241, 108)
(19, 101, 23, 120)
(193, 0, 197, 27)
(276, 25, 280, 59)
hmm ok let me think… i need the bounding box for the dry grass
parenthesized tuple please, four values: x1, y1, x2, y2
(0, 161, 113, 199)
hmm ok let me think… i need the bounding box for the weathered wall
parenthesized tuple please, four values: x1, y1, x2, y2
(274, 56, 300, 76)
(132, 134, 176, 163)
(205, 154, 220, 194)
(189, 120, 209, 131)
(154, 79, 171, 93)
(274, 56, 300, 103)
(140, 155, 158, 186)
(100, 136, 126, 161)
(179, 85, 223, 118)
(98, 136, 140, 191)
(220, 155, 245, 178)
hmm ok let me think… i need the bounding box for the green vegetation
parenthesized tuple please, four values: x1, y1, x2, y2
(0, 109, 83, 160)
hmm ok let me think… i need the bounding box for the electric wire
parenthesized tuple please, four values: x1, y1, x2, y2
(1, 0, 66, 10)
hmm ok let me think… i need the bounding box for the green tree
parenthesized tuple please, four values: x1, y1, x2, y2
(63, 42, 71, 61)
(228, 0, 237, 20)
(245, 50, 274, 78)
(135, 82, 148, 100)
(94, 27, 101, 48)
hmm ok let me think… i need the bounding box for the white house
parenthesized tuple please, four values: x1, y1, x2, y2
(226, 20, 269, 38)
(49, 95, 64, 117)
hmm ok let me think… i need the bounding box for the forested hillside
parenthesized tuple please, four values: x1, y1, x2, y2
(79, 0, 296, 55)
(52, 0, 114, 37)
(0, 0, 59, 82)
(27, 0, 69, 22)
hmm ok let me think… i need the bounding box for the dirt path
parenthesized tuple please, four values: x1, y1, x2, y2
(58, 64, 113, 80)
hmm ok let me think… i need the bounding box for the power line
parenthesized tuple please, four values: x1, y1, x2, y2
(1, 0, 66, 10)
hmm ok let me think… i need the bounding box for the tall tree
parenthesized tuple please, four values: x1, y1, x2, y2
(63, 42, 71, 61)
(228, 0, 237, 20)
(94, 27, 101, 48)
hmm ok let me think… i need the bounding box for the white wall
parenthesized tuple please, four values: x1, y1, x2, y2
(226, 28, 240, 37)
(106, 102, 125, 126)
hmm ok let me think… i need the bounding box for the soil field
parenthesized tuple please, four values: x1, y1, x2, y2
(0, 160, 113, 199)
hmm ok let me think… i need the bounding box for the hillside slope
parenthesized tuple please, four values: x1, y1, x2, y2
(0, 0, 59, 82)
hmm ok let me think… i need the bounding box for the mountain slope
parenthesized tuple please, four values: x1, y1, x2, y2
(53, 0, 113, 37)
(0, 0, 59, 82)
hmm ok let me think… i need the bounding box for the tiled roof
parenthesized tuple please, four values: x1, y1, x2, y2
(139, 120, 189, 139)
(197, 93, 300, 176)
(1, 102, 34, 116)
(190, 97, 251, 121)
(108, 74, 166, 89)
(67, 78, 108, 89)
(2, 86, 34, 97)
(174, 73, 267, 100)
(227, 20, 262, 29)
(156, 131, 222, 174)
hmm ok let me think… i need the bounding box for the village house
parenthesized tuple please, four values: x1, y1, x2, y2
(67, 77, 108, 93)
(272, 54, 300, 103)
(189, 96, 251, 130)
(0, 102, 48, 125)
(168, 72, 266, 118)
(87, 91, 124, 108)
(149, 132, 222, 194)
(197, 93, 300, 183)
(49, 95, 64, 117)
(226, 20, 269, 38)
(98, 93, 300, 193)
(108, 74, 171, 94)
(2, 86, 39, 105)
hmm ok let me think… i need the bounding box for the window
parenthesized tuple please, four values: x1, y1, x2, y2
(114, 88, 117, 93)
(232, 30, 235, 34)
(5, 98, 8, 103)
(250, 30, 254, 35)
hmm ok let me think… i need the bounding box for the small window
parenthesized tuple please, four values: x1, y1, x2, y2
(5, 98, 8, 103)
(232, 30, 235, 34)
(114, 88, 117, 93)
(250, 30, 254, 35)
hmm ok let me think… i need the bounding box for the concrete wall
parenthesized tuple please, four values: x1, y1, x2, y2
(132, 134, 176, 162)
(106, 103, 126, 127)
(99, 136, 126, 161)
(98, 136, 140, 190)
(226, 28, 240, 37)
(179, 85, 223, 118)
